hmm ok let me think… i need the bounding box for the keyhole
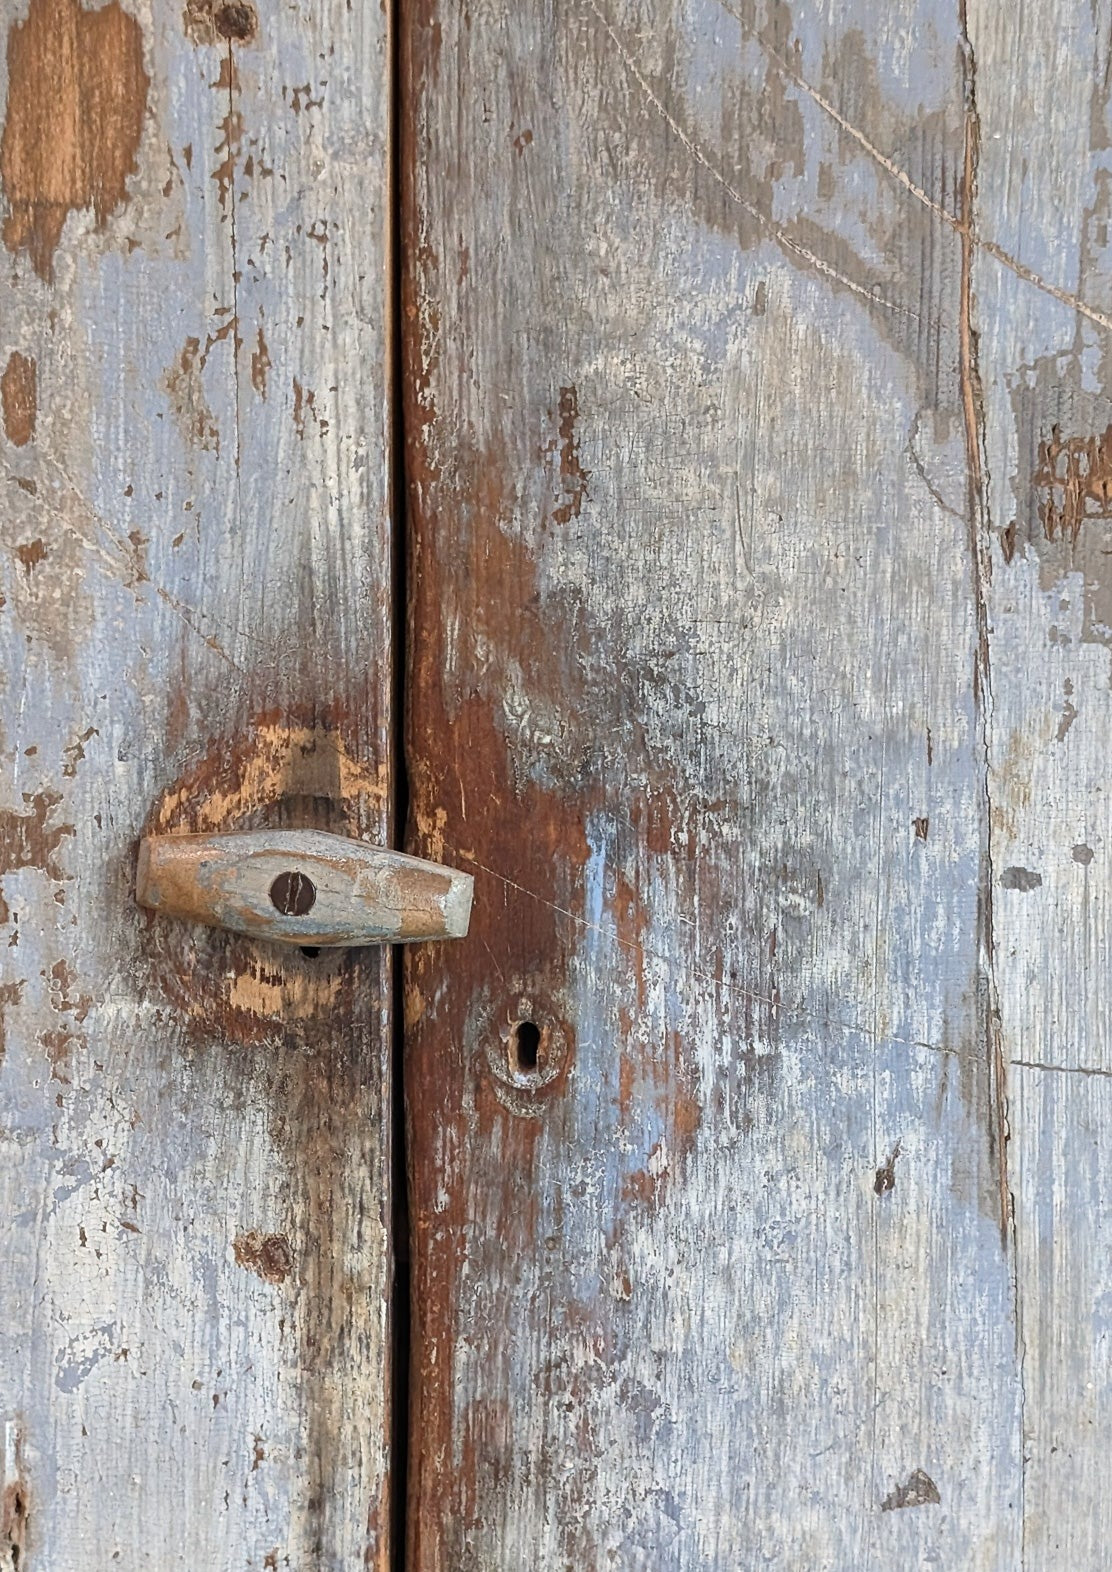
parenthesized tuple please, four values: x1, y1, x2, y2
(511, 1020, 541, 1074)
(269, 870, 317, 916)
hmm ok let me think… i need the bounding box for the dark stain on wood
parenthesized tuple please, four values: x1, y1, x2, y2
(250, 326, 271, 397)
(62, 726, 98, 778)
(1, 0, 149, 282)
(874, 1141, 901, 1196)
(183, 0, 257, 46)
(1, 1466, 29, 1569)
(913, 816, 929, 841)
(1000, 866, 1042, 892)
(141, 698, 392, 1559)
(881, 1469, 941, 1511)
(14, 539, 47, 577)
(234, 1229, 293, 1284)
(1, 352, 36, 446)
(550, 384, 589, 525)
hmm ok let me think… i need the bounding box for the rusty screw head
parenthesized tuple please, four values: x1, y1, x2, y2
(269, 870, 317, 916)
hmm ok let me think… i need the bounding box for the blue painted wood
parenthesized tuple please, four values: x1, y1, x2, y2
(0, 0, 396, 1565)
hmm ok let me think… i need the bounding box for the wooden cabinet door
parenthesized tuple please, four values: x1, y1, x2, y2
(4, 1, 1111, 1567)
(402, 1, 1111, 1566)
(0, 1, 396, 1566)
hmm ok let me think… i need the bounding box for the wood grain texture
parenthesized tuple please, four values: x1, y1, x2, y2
(967, 1, 1112, 1563)
(401, 0, 1039, 1565)
(0, 1, 395, 1566)
(138, 830, 473, 945)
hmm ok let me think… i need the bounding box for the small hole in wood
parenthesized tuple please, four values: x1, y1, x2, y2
(300, 946, 320, 958)
(269, 870, 316, 916)
(511, 1019, 541, 1074)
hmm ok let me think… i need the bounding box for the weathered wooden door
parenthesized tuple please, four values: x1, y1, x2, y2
(3, 0, 1111, 1566)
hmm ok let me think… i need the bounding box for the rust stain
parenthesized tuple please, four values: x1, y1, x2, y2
(14, 539, 46, 577)
(1, 351, 36, 445)
(549, 384, 590, 525)
(250, 325, 271, 396)
(233, 1229, 293, 1284)
(1, 0, 149, 282)
(1032, 423, 1112, 543)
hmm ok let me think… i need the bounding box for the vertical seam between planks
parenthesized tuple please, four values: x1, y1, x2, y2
(387, 0, 412, 1564)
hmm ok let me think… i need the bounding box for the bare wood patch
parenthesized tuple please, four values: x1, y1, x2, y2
(0, 0, 149, 282)
(234, 1230, 294, 1285)
(1032, 424, 1112, 544)
(0, 791, 74, 922)
(0, 982, 25, 1071)
(1, 353, 35, 446)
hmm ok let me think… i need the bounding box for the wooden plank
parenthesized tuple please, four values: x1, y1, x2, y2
(402, 0, 1027, 1564)
(967, 0, 1112, 1562)
(0, 0, 396, 1566)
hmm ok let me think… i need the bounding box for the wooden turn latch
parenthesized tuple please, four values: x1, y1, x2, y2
(137, 830, 473, 948)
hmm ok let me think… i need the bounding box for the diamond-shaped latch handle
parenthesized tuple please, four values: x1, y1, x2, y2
(136, 830, 473, 947)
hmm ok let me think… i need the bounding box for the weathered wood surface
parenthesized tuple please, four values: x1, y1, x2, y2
(402, 0, 1112, 1565)
(970, 4, 1112, 1564)
(0, 1, 396, 1567)
(138, 830, 473, 946)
